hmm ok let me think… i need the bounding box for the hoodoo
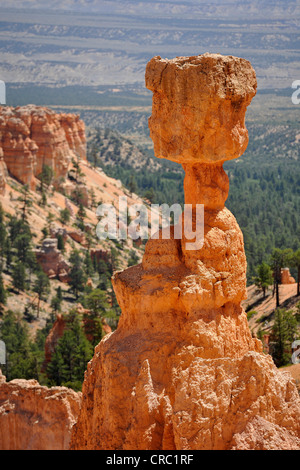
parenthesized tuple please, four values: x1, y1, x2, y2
(71, 54, 300, 450)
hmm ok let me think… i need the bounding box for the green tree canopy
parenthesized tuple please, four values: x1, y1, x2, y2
(69, 250, 87, 298)
(33, 271, 50, 317)
(0, 311, 43, 381)
(12, 261, 26, 293)
(254, 262, 273, 298)
(271, 308, 298, 367)
(80, 288, 110, 346)
(270, 248, 293, 307)
(47, 311, 93, 390)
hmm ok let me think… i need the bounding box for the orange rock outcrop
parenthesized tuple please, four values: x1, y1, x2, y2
(34, 238, 70, 281)
(281, 268, 296, 285)
(0, 105, 86, 189)
(0, 369, 81, 450)
(70, 54, 300, 450)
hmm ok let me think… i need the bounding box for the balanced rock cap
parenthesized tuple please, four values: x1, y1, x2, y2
(145, 53, 257, 164)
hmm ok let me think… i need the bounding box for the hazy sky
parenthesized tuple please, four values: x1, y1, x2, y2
(0, 1, 299, 89)
(1, 0, 299, 18)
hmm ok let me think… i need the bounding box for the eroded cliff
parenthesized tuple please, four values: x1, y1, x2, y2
(0, 370, 81, 450)
(0, 145, 7, 195)
(0, 105, 86, 189)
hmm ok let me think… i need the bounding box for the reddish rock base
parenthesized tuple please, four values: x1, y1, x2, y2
(281, 268, 296, 285)
(0, 370, 81, 450)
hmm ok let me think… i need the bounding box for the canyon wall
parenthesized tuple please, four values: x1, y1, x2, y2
(70, 54, 300, 450)
(0, 105, 86, 189)
(0, 145, 7, 195)
(0, 370, 81, 450)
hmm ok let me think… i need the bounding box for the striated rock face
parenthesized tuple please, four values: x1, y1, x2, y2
(0, 370, 81, 450)
(0, 144, 7, 195)
(60, 114, 86, 161)
(0, 105, 86, 189)
(70, 54, 300, 451)
(0, 107, 38, 189)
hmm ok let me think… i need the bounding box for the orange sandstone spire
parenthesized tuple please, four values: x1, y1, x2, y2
(70, 54, 300, 450)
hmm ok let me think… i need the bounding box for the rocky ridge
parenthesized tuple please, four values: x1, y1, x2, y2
(0, 369, 81, 450)
(0, 105, 86, 190)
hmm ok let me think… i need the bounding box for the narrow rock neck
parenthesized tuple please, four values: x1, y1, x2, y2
(182, 162, 229, 211)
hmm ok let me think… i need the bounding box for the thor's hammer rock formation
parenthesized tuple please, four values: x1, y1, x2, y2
(71, 54, 300, 450)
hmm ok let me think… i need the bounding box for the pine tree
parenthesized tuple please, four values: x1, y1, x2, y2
(59, 208, 71, 226)
(38, 164, 54, 193)
(71, 157, 84, 182)
(127, 249, 139, 268)
(47, 311, 92, 390)
(81, 289, 110, 346)
(46, 212, 55, 232)
(271, 308, 298, 367)
(33, 271, 50, 318)
(12, 261, 26, 293)
(91, 145, 99, 168)
(0, 311, 42, 381)
(69, 250, 87, 298)
(14, 232, 32, 263)
(90, 187, 97, 208)
(254, 262, 273, 298)
(128, 175, 137, 195)
(76, 204, 86, 231)
(270, 248, 292, 307)
(50, 286, 63, 314)
(56, 286, 63, 302)
(57, 233, 65, 252)
(40, 191, 47, 207)
(144, 187, 156, 204)
(50, 296, 61, 314)
(17, 185, 33, 222)
(97, 259, 109, 276)
(9, 216, 34, 269)
(84, 250, 94, 276)
(46, 344, 66, 386)
(108, 247, 119, 274)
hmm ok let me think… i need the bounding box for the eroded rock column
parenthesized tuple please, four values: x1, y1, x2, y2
(71, 54, 300, 451)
